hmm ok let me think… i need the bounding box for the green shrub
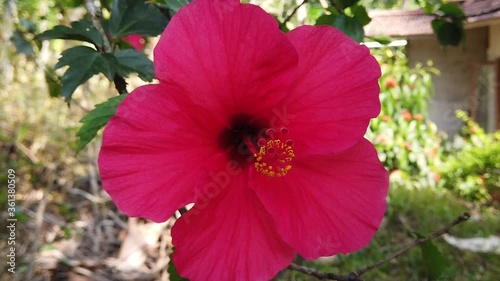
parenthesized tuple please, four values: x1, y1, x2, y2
(438, 111, 500, 201)
(367, 48, 444, 188)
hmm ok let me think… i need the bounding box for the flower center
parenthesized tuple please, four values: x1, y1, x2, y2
(217, 115, 295, 175)
(253, 128, 295, 177)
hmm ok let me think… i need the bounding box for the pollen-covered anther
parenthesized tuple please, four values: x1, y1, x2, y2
(254, 128, 295, 177)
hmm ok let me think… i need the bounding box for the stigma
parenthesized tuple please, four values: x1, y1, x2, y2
(254, 128, 295, 177)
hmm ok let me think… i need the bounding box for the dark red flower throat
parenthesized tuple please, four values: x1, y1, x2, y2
(218, 114, 295, 177)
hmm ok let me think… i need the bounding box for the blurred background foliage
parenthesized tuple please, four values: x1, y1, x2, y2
(367, 47, 443, 189)
(366, 46, 499, 203)
(439, 111, 500, 201)
(1, 0, 499, 281)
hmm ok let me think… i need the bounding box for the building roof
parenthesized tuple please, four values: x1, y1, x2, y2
(464, 0, 500, 22)
(364, 0, 500, 37)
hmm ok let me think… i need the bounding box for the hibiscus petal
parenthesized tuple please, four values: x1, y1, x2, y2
(98, 84, 226, 222)
(154, 0, 298, 118)
(285, 26, 382, 155)
(251, 139, 389, 259)
(172, 173, 294, 281)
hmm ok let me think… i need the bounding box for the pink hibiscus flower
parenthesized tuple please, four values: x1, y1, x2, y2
(122, 34, 144, 51)
(98, 0, 389, 280)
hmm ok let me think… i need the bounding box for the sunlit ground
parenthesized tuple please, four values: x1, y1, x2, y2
(1, 45, 499, 281)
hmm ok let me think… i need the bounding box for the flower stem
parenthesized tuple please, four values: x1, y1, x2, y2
(84, 0, 128, 95)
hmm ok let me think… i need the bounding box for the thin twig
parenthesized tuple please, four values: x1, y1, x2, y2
(178, 207, 188, 215)
(88, 145, 102, 254)
(26, 184, 54, 280)
(83, 0, 112, 53)
(289, 212, 471, 281)
(351, 212, 470, 278)
(83, 0, 128, 95)
(153, 3, 173, 20)
(289, 263, 363, 281)
(113, 74, 128, 95)
(280, 0, 308, 30)
(14, 142, 39, 163)
(327, 0, 342, 14)
(67, 187, 107, 203)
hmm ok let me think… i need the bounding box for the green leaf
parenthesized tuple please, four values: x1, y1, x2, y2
(115, 49, 155, 81)
(340, 0, 360, 9)
(333, 14, 364, 43)
(315, 14, 336, 26)
(109, 0, 169, 39)
(35, 20, 103, 47)
(331, 0, 345, 10)
(431, 18, 445, 34)
(371, 35, 393, 45)
(416, 233, 450, 280)
(11, 30, 34, 56)
(168, 250, 188, 281)
(326, 6, 341, 17)
(76, 94, 127, 153)
(162, 0, 190, 12)
(423, 2, 438, 14)
(432, 20, 463, 46)
(55, 46, 118, 101)
(439, 3, 465, 18)
(350, 5, 371, 26)
(316, 13, 364, 42)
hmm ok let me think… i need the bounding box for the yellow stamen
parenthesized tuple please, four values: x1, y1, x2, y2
(254, 139, 294, 177)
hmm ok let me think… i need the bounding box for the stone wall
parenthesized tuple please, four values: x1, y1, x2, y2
(487, 24, 500, 60)
(406, 27, 489, 136)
